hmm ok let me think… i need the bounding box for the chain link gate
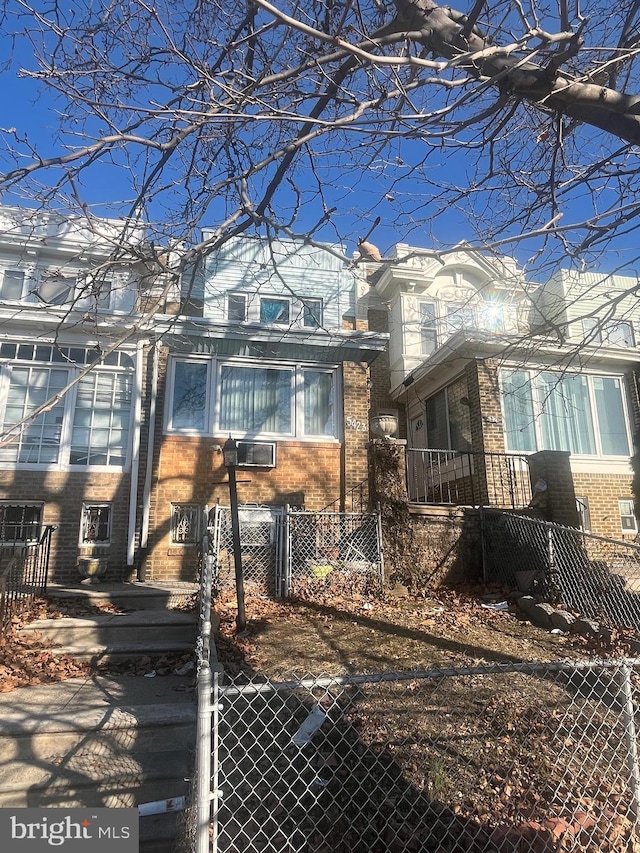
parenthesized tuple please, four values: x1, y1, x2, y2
(210, 661, 640, 853)
(207, 505, 383, 599)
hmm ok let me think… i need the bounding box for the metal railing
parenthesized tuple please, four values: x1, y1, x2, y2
(406, 448, 532, 509)
(210, 659, 640, 853)
(320, 479, 370, 513)
(481, 509, 640, 629)
(0, 525, 55, 633)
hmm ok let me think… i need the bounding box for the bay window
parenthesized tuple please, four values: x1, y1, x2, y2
(501, 369, 631, 458)
(0, 348, 134, 468)
(167, 358, 338, 439)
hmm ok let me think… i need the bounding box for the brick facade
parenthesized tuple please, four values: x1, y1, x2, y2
(142, 355, 372, 581)
(0, 470, 131, 584)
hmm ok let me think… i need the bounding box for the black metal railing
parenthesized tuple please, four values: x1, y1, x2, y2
(0, 525, 55, 634)
(406, 448, 532, 509)
(320, 479, 370, 513)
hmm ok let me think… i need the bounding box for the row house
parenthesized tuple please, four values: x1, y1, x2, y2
(0, 209, 386, 583)
(363, 244, 640, 540)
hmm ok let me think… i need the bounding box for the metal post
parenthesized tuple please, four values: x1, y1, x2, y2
(620, 663, 640, 823)
(376, 501, 385, 585)
(282, 504, 291, 599)
(479, 505, 487, 582)
(228, 465, 246, 633)
(211, 667, 221, 853)
(196, 660, 212, 853)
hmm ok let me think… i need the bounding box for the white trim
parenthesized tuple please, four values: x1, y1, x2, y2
(80, 501, 113, 546)
(127, 341, 144, 566)
(500, 366, 633, 460)
(164, 355, 341, 442)
(141, 341, 160, 551)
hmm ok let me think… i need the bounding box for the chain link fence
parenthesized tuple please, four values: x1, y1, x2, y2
(211, 660, 640, 853)
(207, 506, 383, 599)
(481, 509, 640, 630)
(285, 510, 383, 597)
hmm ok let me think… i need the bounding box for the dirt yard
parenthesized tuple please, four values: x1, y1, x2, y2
(214, 580, 629, 678)
(213, 581, 640, 852)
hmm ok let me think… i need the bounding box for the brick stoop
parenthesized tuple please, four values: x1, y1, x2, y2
(1, 581, 200, 853)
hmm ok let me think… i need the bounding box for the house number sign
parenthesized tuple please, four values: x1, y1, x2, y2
(346, 417, 368, 432)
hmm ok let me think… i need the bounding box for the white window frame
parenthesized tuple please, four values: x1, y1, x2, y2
(165, 356, 341, 441)
(302, 298, 323, 329)
(419, 301, 438, 356)
(500, 368, 633, 459)
(582, 318, 635, 348)
(0, 351, 135, 471)
(76, 274, 113, 311)
(227, 293, 247, 323)
(619, 499, 638, 534)
(259, 295, 290, 326)
(166, 357, 212, 434)
(0, 269, 27, 301)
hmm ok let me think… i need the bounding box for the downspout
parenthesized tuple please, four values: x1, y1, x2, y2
(138, 338, 160, 580)
(127, 340, 145, 571)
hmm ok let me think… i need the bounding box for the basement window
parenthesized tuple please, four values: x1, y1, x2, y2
(81, 503, 112, 544)
(171, 504, 203, 545)
(0, 502, 43, 542)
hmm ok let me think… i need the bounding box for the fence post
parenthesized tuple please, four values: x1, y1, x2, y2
(479, 506, 487, 582)
(196, 660, 212, 853)
(376, 502, 385, 585)
(283, 504, 291, 599)
(620, 663, 640, 823)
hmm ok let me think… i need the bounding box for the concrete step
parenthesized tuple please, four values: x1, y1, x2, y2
(0, 750, 191, 809)
(0, 675, 197, 762)
(19, 610, 198, 646)
(42, 641, 195, 665)
(46, 582, 198, 612)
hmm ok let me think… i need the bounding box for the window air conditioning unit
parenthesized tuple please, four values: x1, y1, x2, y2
(237, 441, 277, 468)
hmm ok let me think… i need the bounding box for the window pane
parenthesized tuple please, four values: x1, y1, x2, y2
(228, 294, 247, 322)
(39, 276, 73, 305)
(0, 270, 24, 300)
(260, 297, 289, 325)
(171, 504, 201, 544)
(502, 370, 536, 452)
(220, 365, 292, 433)
(303, 299, 323, 329)
(605, 321, 634, 347)
(171, 361, 208, 430)
(593, 376, 630, 456)
(0, 366, 68, 464)
(425, 391, 448, 449)
(304, 371, 334, 435)
(539, 373, 596, 455)
(82, 504, 111, 542)
(446, 303, 474, 334)
(0, 504, 42, 541)
(70, 371, 132, 466)
(420, 303, 437, 355)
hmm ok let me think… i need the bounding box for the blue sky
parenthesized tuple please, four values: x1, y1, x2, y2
(1, 3, 639, 281)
